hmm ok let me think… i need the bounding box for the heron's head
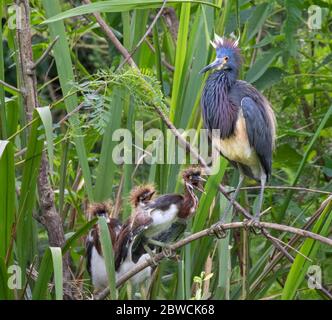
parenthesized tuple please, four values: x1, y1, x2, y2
(130, 184, 156, 207)
(182, 167, 206, 192)
(200, 34, 242, 76)
(87, 201, 112, 221)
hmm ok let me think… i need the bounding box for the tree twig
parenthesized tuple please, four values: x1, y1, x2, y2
(31, 35, 59, 70)
(82, 0, 137, 69)
(0, 79, 22, 94)
(116, 0, 167, 71)
(227, 185, 331, 196)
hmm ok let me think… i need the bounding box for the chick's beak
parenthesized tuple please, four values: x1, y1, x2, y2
(192, 175, 206, 193)
(148, 191, 156, 198)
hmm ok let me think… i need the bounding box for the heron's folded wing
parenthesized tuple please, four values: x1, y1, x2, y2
(146, 194, 184, 211)
(241, 96, 273, 178)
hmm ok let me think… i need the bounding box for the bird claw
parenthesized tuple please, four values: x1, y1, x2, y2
(210, 223, 227, 239)
(162, 245, 176, 258)
(243, 218, 262, 235)
(147, 253, 159, 267)
(143, 244, 159, 266)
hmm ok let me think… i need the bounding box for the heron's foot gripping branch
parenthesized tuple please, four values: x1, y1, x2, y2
(143, 244, 159, 266)
(161, 245, 177, 259)
(243, 218, 263, 235)
(210, 223, 227, 239)
(148, 239, 177, 259)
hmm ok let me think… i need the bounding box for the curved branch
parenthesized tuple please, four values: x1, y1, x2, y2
(116, 0, 168, 71)
(82, 0, 137, 69)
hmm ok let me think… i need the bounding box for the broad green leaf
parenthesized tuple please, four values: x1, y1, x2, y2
(43, 0, 220, 24)
(282, 0, 303, 56)
(192, 156, 227, 233)
(32, 247, 63, 300)
(36, 107, 54, 174)
(94, 88, 123, 202)
(169, 3, 191, 124)
(245, 3, 271, 44)
(63, 218, 97, 253)
(245, 49, 281, 83)
(0, 3, 6, 138)
(43, 0, 93, 201)
(0, 256, 14, 299)
(253, 67, 286, 91)
(98, 217, 116, 300)
(0, 141, 15, 263)
(17, 111, 44, 283)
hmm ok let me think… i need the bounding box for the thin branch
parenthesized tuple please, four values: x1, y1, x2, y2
(95, 218, 332, 300)
(227, 185, 331, 196)
(31, 35, 59, 70)
(82, 0, 137, 69)
(0, 79, 22, 94)
(116, 0, 167, 71)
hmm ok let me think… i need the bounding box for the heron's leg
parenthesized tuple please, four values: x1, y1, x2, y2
(254, 171, 267, 221)
(220, 169, 245, 223)
(143, 244, 158, 266)
(211, 170, 245, 239)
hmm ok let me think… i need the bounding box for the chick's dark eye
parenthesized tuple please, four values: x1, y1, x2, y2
(224, 56, 229, 61)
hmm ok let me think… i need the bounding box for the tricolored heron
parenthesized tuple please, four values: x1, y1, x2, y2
(86, 193, 156, 292)
(115, 185, 157, 287)
(124, 168, 204, 259)
(200, 35, 276, 222)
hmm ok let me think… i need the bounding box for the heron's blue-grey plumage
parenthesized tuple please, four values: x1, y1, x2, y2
(200, 38, 276, 181)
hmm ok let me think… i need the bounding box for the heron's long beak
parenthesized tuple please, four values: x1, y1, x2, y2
(199, 58, 224, 74)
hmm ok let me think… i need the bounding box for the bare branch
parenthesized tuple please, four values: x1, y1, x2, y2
(228, 185, 331, 196)
(0, 79, 22, 94)
(116, 0, 167, 71)
(31, 35, 59, 70)
(82, 0, 137, 69)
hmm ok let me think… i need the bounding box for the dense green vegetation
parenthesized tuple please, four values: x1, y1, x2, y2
(0, 0, 331, 300)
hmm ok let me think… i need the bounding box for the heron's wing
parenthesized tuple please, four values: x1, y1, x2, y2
(114, 223, 131, 270)
(131, 211, 153, 237)
(241, 96, 273, 178)
(146, 194, 183, 211)
(85, 233, 94, 275)
(154, 221, 187, 243)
